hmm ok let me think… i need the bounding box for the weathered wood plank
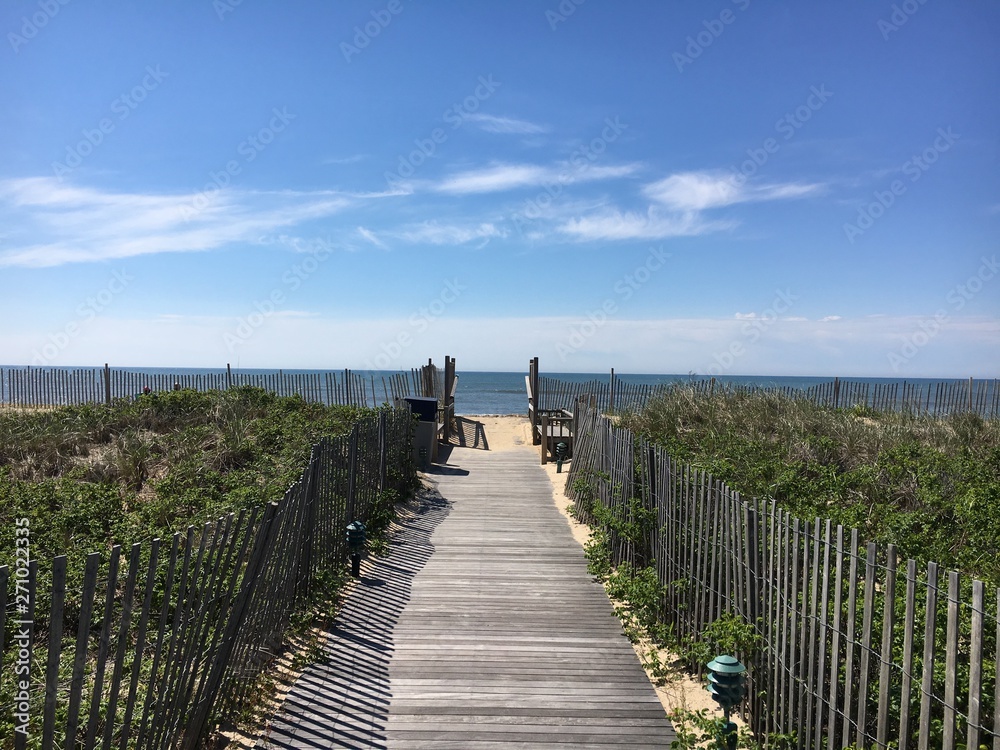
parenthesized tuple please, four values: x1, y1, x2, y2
(266, 442, 675, 748)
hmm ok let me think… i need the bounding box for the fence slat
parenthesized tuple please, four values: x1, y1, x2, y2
(84, 546, 121, 750)
(41, 556, 67, 750)
(967, 579, 984, 750)
(876, 545, 897, 747)
(942, 571, 960, 750)
(855, 542, 878, 747)
(118, 539, 161, 749)
(100, 543, 143, 750)
(918, 561, 939, 750)
(898, 558, 917, 746)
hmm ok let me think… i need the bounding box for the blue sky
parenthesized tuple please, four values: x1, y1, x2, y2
(1, 1, 997, 376)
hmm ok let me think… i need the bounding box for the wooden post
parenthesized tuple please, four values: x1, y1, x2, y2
(573, 397, 580, 451)
(969, 376, 974, 412)
(226, 363, 232, 390)
(41, 556, 68, 749)
(378, 410, 388, 493)
(529, 357, 540, 445)
(103, 363, 111, 405)
(443, 355, 455, 443)
(346, 428, 359, 523)
(540, 413, 549, 465)
(609, 368, 615, 413)
(833, 376, 840, 408)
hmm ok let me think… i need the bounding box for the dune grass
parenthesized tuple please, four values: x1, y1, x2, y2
(0, 386, 375, 580)
(621, 385, 1000, 586)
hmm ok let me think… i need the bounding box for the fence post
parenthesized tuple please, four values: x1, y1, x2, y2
(530, 357, 540, 444)
(103, 363, 111, 405)
(378, 410, 388, 493)
(181, 502, 280, 750)
(346, 427, 359, 524)
(540, 413, 549, 465)
(443, 355, 455, 443)
(297, 446, 321, 598)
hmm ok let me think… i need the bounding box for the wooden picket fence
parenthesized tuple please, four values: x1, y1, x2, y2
(532, 370, 1000, 420)
(565, 403, 1000, 749)
(0, 407, 413, 749)
(0, 364, 436, 409)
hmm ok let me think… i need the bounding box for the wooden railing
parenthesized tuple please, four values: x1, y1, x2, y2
(0, 408, 413, 748)
(0, 364, 435, 409)
(531, 370, 1000, 420)
(565, 404, 1000, 749)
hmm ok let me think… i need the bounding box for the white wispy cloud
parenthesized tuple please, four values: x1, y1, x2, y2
(643, 171, 823, 211)
(557, 208, 731, 241)
(436, 164, 548, 194)
(463, 114, 550, 135)
(555, 170, 823, 242)
(394, 221, 507, 245)
(433, 161, 640, 195)
(0, 177, 365, 267)
(356, 226, 387, 249)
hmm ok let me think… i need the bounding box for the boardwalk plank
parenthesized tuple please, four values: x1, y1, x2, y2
(264, 443, 675, 749)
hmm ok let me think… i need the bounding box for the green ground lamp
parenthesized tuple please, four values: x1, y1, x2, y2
(554, 441, 568, 472)
(346, 520, 366, 578)
(706, 654, 746, 750)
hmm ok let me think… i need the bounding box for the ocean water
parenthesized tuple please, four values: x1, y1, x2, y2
(452, 372, 949, 415)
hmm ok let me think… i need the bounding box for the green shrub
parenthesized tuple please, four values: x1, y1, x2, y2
(622, 386, 1000, 586)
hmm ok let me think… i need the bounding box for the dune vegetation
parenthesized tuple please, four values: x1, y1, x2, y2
(621, 386, 1000, 586)
(0, 387, 377, 582)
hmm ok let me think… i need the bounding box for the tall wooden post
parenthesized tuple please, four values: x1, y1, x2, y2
(529, 357, 540, 444)
(103, 363, 111, 405)
(443, 355, 456, 443)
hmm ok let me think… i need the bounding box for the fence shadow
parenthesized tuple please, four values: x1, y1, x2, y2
(261, 488, 451, 749)
(451, 416, 490, 450)
(430, 444, 470, 474)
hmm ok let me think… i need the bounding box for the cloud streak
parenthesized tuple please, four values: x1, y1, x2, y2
(0, 177, 360, 267)
(433, 161, 640, 194)
(557, 208, 730, 241)
(557, 170, 824, 241)
(643, 171, 823, 211)
(464, 114, 549, 135)
(393, 221, 507, 245)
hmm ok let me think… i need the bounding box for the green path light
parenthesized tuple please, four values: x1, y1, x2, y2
(346, 520, 366, 578)
(706, 654, 746, 750)
(554, 441, 568, 473)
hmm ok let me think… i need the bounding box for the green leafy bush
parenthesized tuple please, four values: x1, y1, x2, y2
(622, 386, 1000, 586)
(0, 388, 377, 581)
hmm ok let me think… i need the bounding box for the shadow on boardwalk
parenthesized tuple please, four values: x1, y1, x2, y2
(262, 486, 451, 749)
(452, 417, 489, 450)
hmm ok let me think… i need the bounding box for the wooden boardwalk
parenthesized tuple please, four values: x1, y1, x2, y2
(263, 442, 676, 749)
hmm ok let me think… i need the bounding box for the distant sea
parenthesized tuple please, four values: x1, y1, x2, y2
(451, 372, 959, 415)
(0, 365, 970, 415)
